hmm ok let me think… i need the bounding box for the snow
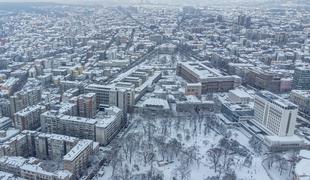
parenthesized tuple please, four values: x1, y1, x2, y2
(0, 171, 25, 180)
(141, 97, 170, 109)
(295, 150, 310, 178)
(94, 112, 270, 180)
(229, 89, 252, 99)
(0, 128, 20, 143)
(63, 140, 92, 162)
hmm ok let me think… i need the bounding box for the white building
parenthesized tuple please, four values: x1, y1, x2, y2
(41, 106, 123, 145)
(253, 91, 298, 137)
(228, 88, 253, 104)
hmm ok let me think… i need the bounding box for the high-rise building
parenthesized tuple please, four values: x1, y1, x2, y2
(253, 91, 298, 137)
(275, 32, 288, 45)
(85, 84, 134, 112)
(76, 93, 96, 118)
(238, 15, 251, 28)
(10, 88, 42, 115)
(293, 66, 310, 90)
(13, 105, 46, 131)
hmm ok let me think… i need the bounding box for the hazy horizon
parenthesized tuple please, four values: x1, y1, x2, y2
(0, 0, 290, 5)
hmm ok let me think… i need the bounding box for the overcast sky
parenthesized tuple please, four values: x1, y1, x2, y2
(0, 0, 291, 6)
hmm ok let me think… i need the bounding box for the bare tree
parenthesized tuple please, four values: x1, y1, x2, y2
(154, 135, 166, 161)
(267, 154, 281, 169)
(140, 140, 149, 165)
(169, 138, 182, 159)
(175, 160, 191, 180)
(249, 136, 263, 154)
(123, 132, 141, 164)
(278, 158, 289, 175)
(160, 118, 168, 136)
(111, 153, 124, 176)
(207, 147, 223, 173)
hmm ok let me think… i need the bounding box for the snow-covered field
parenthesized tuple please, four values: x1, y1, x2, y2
(94, 111, 270, 180)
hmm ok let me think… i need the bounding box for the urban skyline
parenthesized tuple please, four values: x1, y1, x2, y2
(0, 1, 309, 180)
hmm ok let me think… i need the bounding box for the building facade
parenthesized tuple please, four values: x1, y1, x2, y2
(177, 62, 241, 94)
(290, 90, 310, 120)
(253, 91, 298, 136)
(293, 66, 310, 90)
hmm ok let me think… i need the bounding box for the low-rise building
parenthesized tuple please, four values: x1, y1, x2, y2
(177, 62, 241, 93)
(290, 90, 310, 121)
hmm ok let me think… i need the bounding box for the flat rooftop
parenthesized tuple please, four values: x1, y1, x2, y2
(230, 89, 252, 99)
(63, 140, 92, 162)
(257, 91, 297, 109)
(291, 90, 310, 99)
(179, 62, 223, 80)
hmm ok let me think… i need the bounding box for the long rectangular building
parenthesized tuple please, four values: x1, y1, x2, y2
(177, 62, 241, 94)
(41, 106, 123, 145)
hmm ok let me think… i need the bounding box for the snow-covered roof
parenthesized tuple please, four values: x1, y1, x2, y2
(141, 98, 170, 109)
(63, 140, 92, 162)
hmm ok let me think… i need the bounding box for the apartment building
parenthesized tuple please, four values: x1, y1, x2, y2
(245, 68, 282, 93)
(0, 131, 98, 179)
(95, 106, 123, 145)
(41, 106, 123, 145)
(10, 87, 42, 115)
(293, 66, 310, 90)
(85, 84, 134, 112)
(63, 140, 93, 178)
(13, 105, 46, 131)
(253, 91, 298, 136)
(290, 90, 310, 120)
(77, 93, 96, 118)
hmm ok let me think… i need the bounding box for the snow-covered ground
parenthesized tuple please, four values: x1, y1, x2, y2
(94, 111, 270, 180)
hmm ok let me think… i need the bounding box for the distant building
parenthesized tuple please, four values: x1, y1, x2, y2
(293, 66, 310, 90)
(13, 105, 46, 131)
(221, 103, 254, 122)
(275, 32, 288, 45)
(238, 15, 251, 28)
(177, 62, 241, 94)
(185, 83, 202, 97)
(10, 88, 42, 115)
(0, 77, 20, 96)
(0, 98, 11, 117)
(290, 90, 310, 120)
(245, 68, 282, 93)
(228, 89, 253, 104)
(85, 84, 134, 113)
(176, 95, 215, 113)
(77, 93, 96, 118)
(253, 91, 298, 137)
(0, 117, 12, 130)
